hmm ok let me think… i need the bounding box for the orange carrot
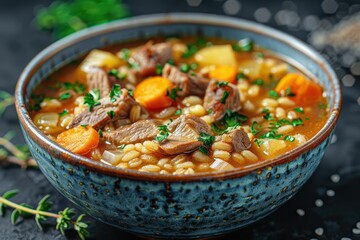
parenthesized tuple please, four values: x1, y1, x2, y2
(134, 76, 174, 110)
(275, 73, 323, 105)
(56, 125, 100, 155)
(209, 65, 237, 83)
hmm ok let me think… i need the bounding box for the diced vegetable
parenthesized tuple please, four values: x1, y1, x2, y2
(195, 45, 237, 67)
(56, 125, 100, 155)
(34, 113, 59, 127)
(101, 150, 124, 165)
(210, 158, 234, 171)
(40, 98, 61, 110)
(76, 49, 122, 81)
(209, 65, 237, 83)
(275, 73, 323, 105)
(238, 59, 264, 80)
(134, 76, 174, 110)
(259, 139, 286, 157)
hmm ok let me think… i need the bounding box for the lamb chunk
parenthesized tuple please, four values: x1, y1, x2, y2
(160, 115, 211, 155)
(86, 67, 123, 97)
(162, 63, 210, 97)
(69, 89, 137, 130)
(129, 42, 173, 77)
(102, 119, 163, 145)
(203, 79, 241, 121)
(216, 128, 251, 152)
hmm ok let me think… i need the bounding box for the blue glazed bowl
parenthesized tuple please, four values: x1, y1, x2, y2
(15, 13, 341, 239)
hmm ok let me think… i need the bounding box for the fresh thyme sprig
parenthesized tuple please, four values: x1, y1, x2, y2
(0, 190, 89, 240)
(0, 131, 37, 168)
(0, 90, 15, 116)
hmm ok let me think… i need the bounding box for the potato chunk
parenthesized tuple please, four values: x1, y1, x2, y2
(259, 139, 287, 157)
(195, 45, 236, 67)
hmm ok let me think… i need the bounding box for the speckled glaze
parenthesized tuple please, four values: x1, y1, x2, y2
(15, 14, 341, 239)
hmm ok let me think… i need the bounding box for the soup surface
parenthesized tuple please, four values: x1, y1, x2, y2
(29, 37, 328, 174)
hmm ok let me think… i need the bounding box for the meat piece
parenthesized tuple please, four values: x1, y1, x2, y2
(86, 67, 122, 97)
(203, 79, 241, 121)
(216, 128, 251, 152)
(162, 63, 210, 97)
(69, 89, 137, 130)
(160, 115, 211, 155)
(129, 42, 173, 77)
(103, 119, 162, 145)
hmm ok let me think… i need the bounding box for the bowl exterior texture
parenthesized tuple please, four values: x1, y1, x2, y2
(17, 14, 340, 239)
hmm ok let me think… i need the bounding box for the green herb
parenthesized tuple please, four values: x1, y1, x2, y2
(0, 190, 89, 239)
(294, 107, 304, 114)
(305, 117, 310, 120)
(259, 130, 283, 140)
(285, 87, 296, 97)
(232, 38, 254, 52)
(263, 112, 274, 120)
(216, 81, 229, 88)
(58, 92, 71, 101)
(98, 129, 103, 138)
(128, 89, 134, 97)
(198, 146, 209, 155)
(180, 64, 190, 73)
(268, 90, 279, 100)
(291, 118, 304, 127)
(284, 135, 295, 142)
(129, 62, 139, 69)
(0, 91, 15, 116)
(155, 125, 170, 142)
(236, 72, 248, 81)
(252, 79, 264, 86)
(167, 59, 175, 65)
(58, 82, 85, 94)
(108, 69, 126, 80)
(107, 111, 115, 119)
(119, 48, 131, 61)
(262, 108, 270, 114)
(182, 44, 198, 58)
(256, 52, 264, 59)
(84, 89, 100, 111)
(212, 110, 248, 135)
(250, 121, 261, 135)
(35, 0, 129, 39)
(80, 124, 88, 128)
(175, 109, 182, 116)
(319, 103, 328, 109)
(118, 144, 126, 150)
(198, 132, 215, 147)
(190, 63, 198, 70)
(254, 139, 264, 147)
(220, 91, 230, 104)
(59, 109, 69, 117)
(166, 87, 182, 101)
(155, 64, 163, 75)
(207, 108, 213, 114)
(29, 94, 45, 112)
(109, 84, 122, 102)
(196, 38, 207, 47)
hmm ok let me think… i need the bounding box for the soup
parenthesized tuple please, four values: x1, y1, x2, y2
(29, 37, 328, 174)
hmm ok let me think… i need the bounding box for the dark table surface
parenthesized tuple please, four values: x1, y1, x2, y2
(1, 0, 360, 239)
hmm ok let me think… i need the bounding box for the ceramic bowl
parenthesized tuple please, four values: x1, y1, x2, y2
(15, 13, 341, 239)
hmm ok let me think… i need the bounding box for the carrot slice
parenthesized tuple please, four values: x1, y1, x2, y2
(56, 125, 100, 155)
(209, 65, 237, 83)
(275, 73, 323, 105)
(134, 76, 174, 110)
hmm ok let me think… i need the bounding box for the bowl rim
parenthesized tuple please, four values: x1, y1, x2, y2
(15, 13, 342, 182)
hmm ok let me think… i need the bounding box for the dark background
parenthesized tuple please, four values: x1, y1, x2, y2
(1, 0, 360, 239)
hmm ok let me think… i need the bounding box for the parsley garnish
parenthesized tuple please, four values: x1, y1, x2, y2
(264, 112, 274, 120)
(252, 79, 264, 86)
(197, 132, 215, 155)
(216, 81, 229, 87)
(155, 124, 170, 142)
(182, 44, 198, 58)
(319, 103, 328, 109)
(30, 94, 45, 111)
(268, 90, 279, 100)
(58, 82, 85, 94)
(107, 111, 115, 119)
(190, 63, 198, 70)
(118, 144, 126, 150)
(84, 88, 100, 111)
(259, 130, 283, 140)
(166, 87, 182, 101)
(109, 84, 122, 102)
(108, 69, 126, 80)
(59, 109, 69, 117)
(254, 139, 264, 147)
(155, 64, 163, 75)
(220, 91, 230, 104)
(256, 52, 264, 59)
(198, 146, 209, 155)
(294, 107, 304, 114)
(232, 38, 254, 52)
(262, 108, 270, 114)
(81, 124, 88, 128)
(167, 59, 175, 65)
(119, 48, 131, 61)
(212, 110, 248, 135)
(207, 108, 213, 114)
(236, 72, 248, 81)
(284, 135, 295, 142)
(98, 129, 103, 138)
(128, 89, 134, 97)
(129, 62, 139, 69)
(285, 87, 296, 97)
(250, 121, 261, 135)
(180, 64, 190, 73)
(59, 92, 71, 101)
(291, 118, 304, 126)
(175, 109, 182, 116)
